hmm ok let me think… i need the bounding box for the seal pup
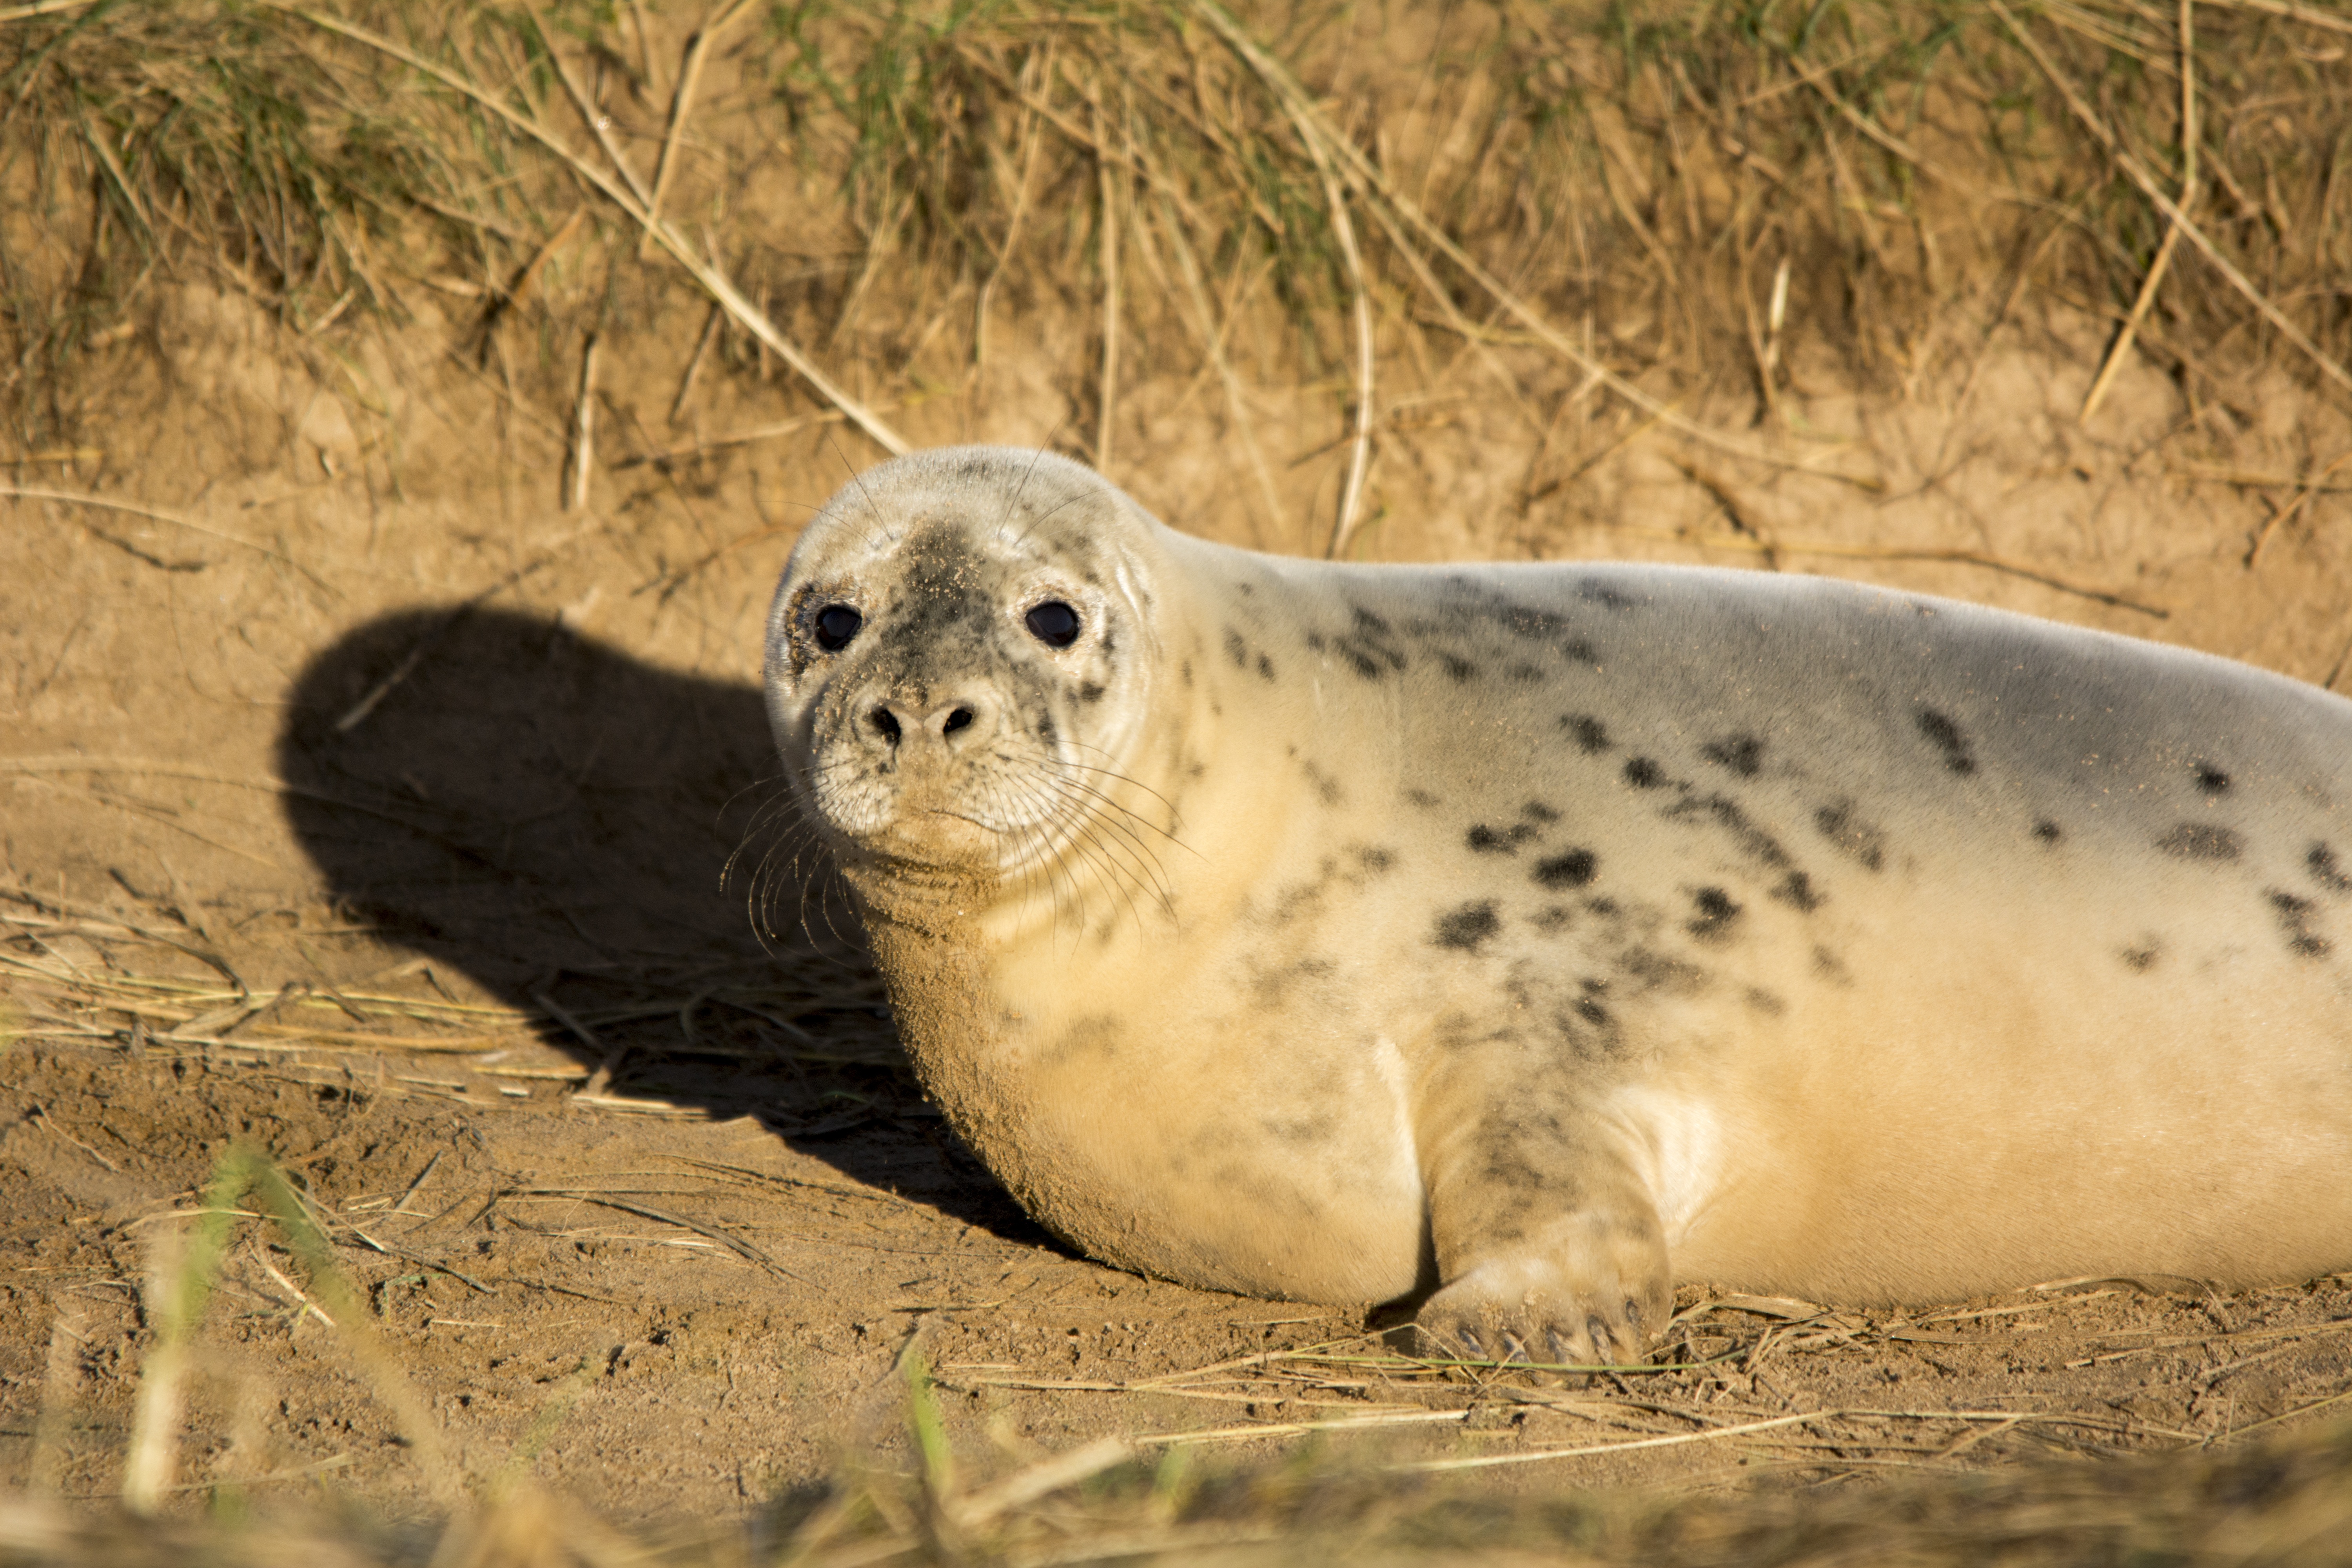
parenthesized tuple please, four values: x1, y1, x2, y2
(762, 445, 2352, 1365)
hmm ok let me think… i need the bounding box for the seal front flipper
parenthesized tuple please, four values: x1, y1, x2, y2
(1412, 1109, 1671, 1367)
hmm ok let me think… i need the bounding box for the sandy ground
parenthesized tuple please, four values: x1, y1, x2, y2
(5, 271, 2352, 1527)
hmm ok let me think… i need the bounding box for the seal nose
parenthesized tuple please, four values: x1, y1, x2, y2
(865, 693, 996, 753)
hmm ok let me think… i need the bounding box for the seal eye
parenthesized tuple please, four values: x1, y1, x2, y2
(813, 604, 862, 652)
(1025, 601, 1081, 648)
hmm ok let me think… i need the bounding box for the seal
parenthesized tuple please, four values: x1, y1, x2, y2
(762, 445, 2352, 1365)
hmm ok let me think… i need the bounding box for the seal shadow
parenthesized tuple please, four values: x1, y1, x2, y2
(274, 605, 1055, 1249)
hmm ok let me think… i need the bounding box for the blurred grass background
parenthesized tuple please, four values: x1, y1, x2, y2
(8, 0, 2351, 493)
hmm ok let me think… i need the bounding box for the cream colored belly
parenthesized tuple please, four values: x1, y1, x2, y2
(1655, 956, 2352, 1301)
(1005, 1026, 1430, 1303)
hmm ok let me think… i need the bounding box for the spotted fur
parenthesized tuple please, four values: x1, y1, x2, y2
(765, 446, 2352, 1366)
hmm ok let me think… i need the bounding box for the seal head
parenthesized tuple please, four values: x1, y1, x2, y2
(766, 448, 1165, 918)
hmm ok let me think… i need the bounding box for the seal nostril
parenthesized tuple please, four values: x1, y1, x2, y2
(943, 706, 974, 735)
(870, 707, 902, 746)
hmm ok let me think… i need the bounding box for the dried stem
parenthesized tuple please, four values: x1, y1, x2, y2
(1190, 0, 1882, 486)
(525, 2, 651, 206)
(1094, 98, 1121, 473)
(1290, 102, 1376, 559)
(259, 0, 911, 456)
(1604, 524, 2169, 618)
(1990, 0, 2352, 398)
(975, 44, 1052, 371)
(670, 302, 722, 426)
(567, 331, 599, 512)
(2082, 0, 2198, 424)
(2206, 0, 2352, 40)
(2245, 450, 2352, 568)
(1157, 198, 1284, 542)
(2, 485, 298, 568)
(640, 0, 759, 262)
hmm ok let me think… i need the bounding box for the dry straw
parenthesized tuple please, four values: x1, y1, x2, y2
(9, 0, 2352, 502)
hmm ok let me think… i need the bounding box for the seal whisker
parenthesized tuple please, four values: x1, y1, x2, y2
(958, 751, 1177, 915)
(996, 436, 1060, 545)
(1003, 767, 1163, 933)
(718, 768, 797, 826)
(1072, 819, 1169, 928)
(1015, 785, 1119, 944)
(1041, 817, 1128, 936)
(1033, 763, 1174, 850)
(1000, 743, 1192, 864)
(828, 432, 895, 553)
(1007, 486, 1098, 550)
(726, 774, 857, 955)
(740, 815, 844, 953)
(1025, 772, 1176, 913)
(1046, 746, 1196, 851)
(726, 779, 822, 949)
(991, 778, 1091, 943)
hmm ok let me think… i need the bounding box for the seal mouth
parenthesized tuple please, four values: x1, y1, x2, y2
(796, 739, 1099, 879)
(793, 731, 1184, 933)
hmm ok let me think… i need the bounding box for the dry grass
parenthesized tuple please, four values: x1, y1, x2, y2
(8, 1, 2352, 497)
(0, 874, 895, 1089)
(0, 1321, 2350, 1565)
